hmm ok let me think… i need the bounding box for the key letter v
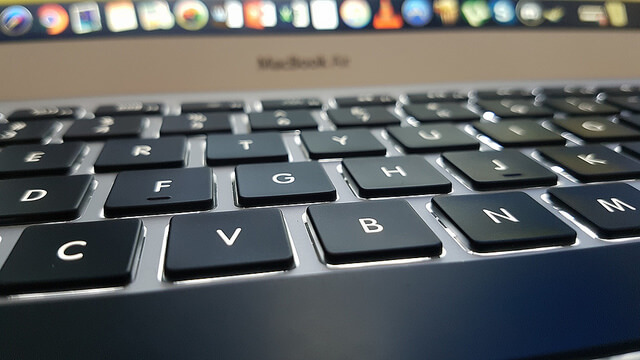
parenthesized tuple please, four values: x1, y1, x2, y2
(216, 228, 242, 246)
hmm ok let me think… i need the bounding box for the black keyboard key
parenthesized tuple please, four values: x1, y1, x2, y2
(261, 98, 322, 110)
(551, 117, 640, 142)
(620, 113, 640, 129)
(160, 113, 231, 135)
(442, 150, 557, 190)
(164, 209, 294, 281)
(476, 99, 554, 118)
(104, 167, 213, 217)
(0, 142, 85, 178)
(403, 102, 479, 122)
(543, 86, 597, 98)
(548, 183, 640, 238)
(300, 129, 386, 159)
(0, 121, 55, 145)
(406, 90, 468, 103)
(248, 110, 317, 131)
(94, 103, 164, 117)
(63, 116, 145, 140)
(605, 96, 640, 113)
(544, 97, 619, 116)
(432, 192, 576, 252)
(342, 155, 451, 198)
(0, 219, 143, 295)
(235, 162, 336, 207)
(181, 101, 244, 113)
(0, 174, 93, 225)
(538, 145, 640, 182)
(599, 84, 640, 96)
(387, 124, 478, 153)
(621, 142, 640, 160)
(334, 95, 395, 107)
(206, 132, 288, 165)
(475, 88, 535, 99)
(307, 200, 442, 264)
(9, 106, 80, 121)
(326, 106, 400, 127)
(473, 120, 565, 147)
(94, 136, 187, 173)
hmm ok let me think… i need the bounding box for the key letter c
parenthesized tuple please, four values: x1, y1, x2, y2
(57, 241, 87, 261)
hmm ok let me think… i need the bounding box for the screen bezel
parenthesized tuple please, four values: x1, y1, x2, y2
(2, 29, 640, 100)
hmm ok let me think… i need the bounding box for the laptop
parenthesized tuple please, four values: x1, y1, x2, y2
(1, 0, 640, 358)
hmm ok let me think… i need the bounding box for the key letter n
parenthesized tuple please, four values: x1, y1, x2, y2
(482, 208, 519, 224)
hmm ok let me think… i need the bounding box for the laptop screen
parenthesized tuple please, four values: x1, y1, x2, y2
(1, 0, 640, 100)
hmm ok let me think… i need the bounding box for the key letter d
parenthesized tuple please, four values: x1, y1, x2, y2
(20, 189, 47, 202)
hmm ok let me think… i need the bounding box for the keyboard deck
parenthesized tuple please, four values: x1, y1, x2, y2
(1, 80, 640, 359)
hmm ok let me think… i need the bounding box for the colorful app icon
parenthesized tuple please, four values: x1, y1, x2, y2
(224, 0, 244, 28)
(0, 5, 33, 36)
(433, 0, 459, 25)
(105, 1, 138, 32)
(210, 2, 228, 27)
(516, 1, 543, 26)
(461, 0, 490, 27)
(605, 1, 627, 27)
(243, 0, 277, 29)
(489, 0, 515, 24)
(578, 5, 608, 26)
(340, 0, 372, 29)
(292, 0, 310, 28)
(37, 4, 69, 35)
(279, 4, 294, 24)
(174, 0, 209, 31)
(402, 0, 432, 27)
(373, 0, 403, 29)
(244, 1, 263, 29)
(310, 0, 338, 30)
(261, 1, 277, 27)
(70, 2, 102, 34)
(137, 1, 174, 31)
(542, 6, 563, 23)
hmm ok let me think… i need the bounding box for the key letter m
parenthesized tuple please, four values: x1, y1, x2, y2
(597, 198, 637, 213)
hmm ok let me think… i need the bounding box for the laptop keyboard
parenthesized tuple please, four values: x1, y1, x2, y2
(1, 81, 640, 358)
(2, 81, 640, 293)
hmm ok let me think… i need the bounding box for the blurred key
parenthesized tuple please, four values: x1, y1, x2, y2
(0, 121, 55, 145)
(538, 145, 640, 182)
(181, 101, 244, 113)
(300, 129, 386, 159)
(404, 102, 479, 122)
(95, 103, 164, 117)
(0, 142, 85, 178)
(335, 95, 395, 107)
(387, 124, 478, 153)
(551, 117, 640, 142)
(9, 106, 80, 121)
(473, 120, 565, 147)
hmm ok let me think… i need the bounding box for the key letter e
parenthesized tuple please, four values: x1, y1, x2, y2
(20, 189, 47, 202)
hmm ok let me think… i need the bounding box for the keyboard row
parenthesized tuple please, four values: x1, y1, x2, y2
(5, 83, 640, 121)
(4, 103, 640, 143)
(1, 180, 639, 295)
(2, 141, 640, 220)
